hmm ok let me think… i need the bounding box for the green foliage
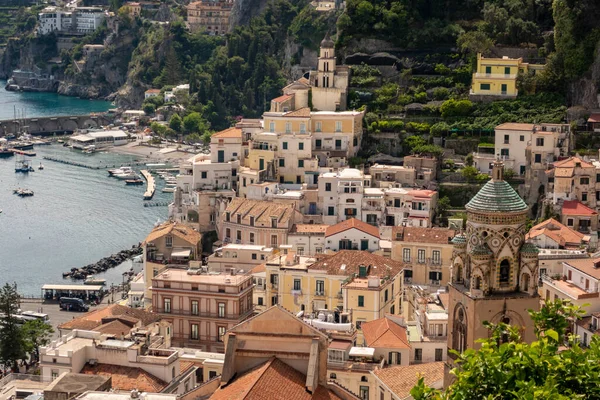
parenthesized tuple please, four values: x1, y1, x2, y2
(183, 112, 209, 134)
(440, 99, 474, 118)
(143, 103, 155, 115)
(289, 6, 332, 50)
(465, 154, 473, 167)
(412, 300, 596, 400)
(436, 196, 451, 224)
(169, 114, 182, 132)
(22, 319, 54, 363)
(457, 30, 494, 54)
(430, 122, 450, 137)
(370, 120, 404, 133)
(0, 284, 25, 371)
(150, 122, 167, 136)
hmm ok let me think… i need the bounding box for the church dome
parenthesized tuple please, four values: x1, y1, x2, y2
(466, 161, 527, 213)
(321, 33, 334, 48)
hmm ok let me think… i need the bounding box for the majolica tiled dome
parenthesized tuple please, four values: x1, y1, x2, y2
(466, 179, 528, 213)
(451, 235, 466, 245)
(470, 244, 493, 255)
(520, 242, 540, 254)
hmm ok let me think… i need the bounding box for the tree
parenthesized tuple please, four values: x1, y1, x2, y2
(169, 114, 182, 132)
(465, 154, 474, 167)
(411, 300, 598, 400)
(457, 30, 494, 55)
(22, 319, 54, 363)
(0, 284, 25, 372)
(461, 166, 479, 182)
(183, 112, 207, 134)
(150, 122, 167, 136)
(435, 196, 451, 225)
(143, 103, 156, 115)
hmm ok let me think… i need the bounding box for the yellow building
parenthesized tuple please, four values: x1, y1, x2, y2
(470, 53, 545, 99)
(265, 250, 404, 328)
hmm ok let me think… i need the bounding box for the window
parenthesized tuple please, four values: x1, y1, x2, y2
(499, 259, 510, 284)
(297, 247, 304, 255)
(414, 348, 422, 361)
(504, 67, 510, 75)
(500, 148, 509, 156)
(296, 175, 301, 184)
(581, 177, 590, 185)
(299, 142, 304, 150)
(359, 386, 369, 400)
(218, 302, 225, 318)
(435, 348, 443, 361)
(480, 83, 491, 90)
(237, 230, 241, 241)
(271, 235, 278, 247)
(316, 280, 324, 294)
(388, 351, 401, 365)
(519, 135, 524, 141)
(282, 142, 288, 150)
(417, 249, 426, 263)
(237, 214, 241, 224)
(258, 297, 263, 306)
(567, 218, 574, 226)
(225, 212, 230, 222)
(249, 216, 254, 226)
(164, 298, 171, 313)
(269, 122, 275, 132)
(201, 171, 207, 179)
(384, 289, 388, 302)
(582, 192, 588, 202)
(316, 121, 322, 132)
(315, 139, 322, 148)
(335, 121, 342, 132)
(249, 233, 255, 244)
(534, 154, 541, 163)
(165, 236, 173, 248)
(328, 206, 335, 216)
(325, 183, 331, 191)
(403, 248, 411, 262)
(300, 123, 306, 134)
(51, 370, 59, 380)
(209, 370, 217, 379)
(218, 326, 226, 342)
(432, 250, 441, 264)
(279, 158, 285, 167)
(293, 279, 301, 291)
(485, 66, 491, 74)
(252, 253, 257, 260)
(191, 324, 199, 340)
(330, 373, 337, 379)
(285, 122, 291, 133)
(504, 134, 509, 144)
(534, 137, 544, 147)
(358, 295, 364, 307)
(191, 300, 199, 316)
(298, 160, 304, 168)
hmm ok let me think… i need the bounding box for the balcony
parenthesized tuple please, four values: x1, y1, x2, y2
(151, 307, 255, 321)
(362, 204, 383, 211)
(291, 289, 303, 295)
(314, 291, 325, 297)
(541, 274, 599, 300)
(474, 72, 517, 79)
(327, 360, 382, 371)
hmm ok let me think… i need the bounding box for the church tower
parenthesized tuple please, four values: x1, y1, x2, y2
(316, 32, 336, 89)
(445, 160, 540, 387)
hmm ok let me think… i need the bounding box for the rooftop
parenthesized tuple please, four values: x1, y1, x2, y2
(495, 122, 535, 131)
(325, 218, 379, 238)
(393, 226, 455, 244)
(153, 269, 251, 285)
(543, 276, 599, 300)
(291, 224, 329, 234)
(466, 178, 527, 213)
(562, 200, 598, 216)
(308, 250, 404, 277)
(144, 221, 201, 246)
(564, 257, 600, 280)
(45, 373, 110, 394)
(211, 127, 243, 140)
(282, 107, 311, 118)
(372, 362, 444, 399)
(526, 218, 588, 248)
(80, 363, 168, 393)
(58, 304, 161, 331)
(361, 317, 410, 349)
(224, 198, 296, 225)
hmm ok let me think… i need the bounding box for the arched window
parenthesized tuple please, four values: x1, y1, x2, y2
(330, 373, 336, 379)
(499, 259, 510, 284)
(475, 276, 481, 290)
(453, 305, 467, 353)
(501, 317, 511, 344)
(455, 265, 463, 283)
(361, 376, 368, 382)
(521, 273, 530, 292)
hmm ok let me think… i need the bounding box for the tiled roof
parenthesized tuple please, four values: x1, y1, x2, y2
(224, 198, 296, 225)
(144, 221, 201, 245)
(212, 127, 243, 139)
(271, 94, 293, 103)
(406, 189, 436, 198)
(362, 317, 410, 349)
(495, 123, 535, 131)
(451, 235, 466, 245)
(308, 250, 404, 277)
(564, 258, 600, 279)
(291, 224, 329, 234)
(210, 357, 342, 400)
(575, 315, 600, 334)
(373, 362, 444, 399)
(249, 263, 266, 274)
(325, 218, 379, 238)
(58, 304, 161, 331)
(562, 200, 598, 216)
(553, 156, 594, 169)
(526, 218, 588, 248)
(394, 226, 455, 244)
(588, 113, 600, 123)
(283, 107, 311, 118)
(94, 320, 134, 336)
(80, 363, 168, 393)
(180, 360, 195, 374)
(466, 179, 527, 213)
(145, 89, 160, 93)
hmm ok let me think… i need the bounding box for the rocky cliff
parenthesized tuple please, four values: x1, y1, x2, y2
(567, 41, 600, 110)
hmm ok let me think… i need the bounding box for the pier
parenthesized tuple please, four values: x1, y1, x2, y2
(10, 149, 36, 157)
(43, 156, 101, 169)
(0, 114, 113, 136)
(143, 201, 170, 207)
(141, 169, 155, 200)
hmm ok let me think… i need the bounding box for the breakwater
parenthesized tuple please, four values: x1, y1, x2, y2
(43, 156, 153, 170)
(144, 201, 170, 207)
(62, 245, 143, 280)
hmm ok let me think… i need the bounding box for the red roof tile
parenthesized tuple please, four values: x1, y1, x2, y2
(210, 357, 341, 400)
(373, 362, 444, 399)
(361, 317, 410, 349)
(393, 226, 455, 244)
(588, 113, 600, 123)
(308, 250, 404, 277)
(562, 200, 598, 216)
(271, 94, 293, 103)
(58, 304, 161, 331)
(80, 363, 168, 393)
(212, 127, 243, 139)
(325, 218, 379, 238)
(526, 218, 588, 247)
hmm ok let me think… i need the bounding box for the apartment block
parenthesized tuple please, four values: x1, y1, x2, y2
(186, 0, 233, 35)
(151, 268, 254, 352)
(324, 218, 380, 252)
(383, 188, 437, 228)
(318, 168, 368, 225)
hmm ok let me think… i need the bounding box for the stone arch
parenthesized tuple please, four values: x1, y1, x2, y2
(452, 304, 468, 353)
(187, 210, 199, 223)
(471, 267, 485, 291)
(42, 119, 58, 132)
(489, 310, 526, 338)
(81, 118, 98, 129)
(496, 256, 515, 287)
(62, 119, 79, 132)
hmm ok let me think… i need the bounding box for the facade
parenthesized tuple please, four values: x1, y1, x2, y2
(186, 0, 232, 35)
(547, 156, 598, 207)
(206, 244, 274, 273)
(405, 288, 448, 364)
(391, 226, 455, 287)
(220, 197, 301, 248)
(319, 168, 367, 225)
(561, 200, 599, 235)
(324, 218, 380, 252)
(445, 161, 540, 387)
(287, 224, 328, 255)
(145, 88, 160, 99)
(470, 53, 544, 99)
(361, 316, 410, 366)
(575, 312, 600, 347)
(151, 268, 254, 352)
(383, 188, 437, 228)
(38, 6, 106, 35)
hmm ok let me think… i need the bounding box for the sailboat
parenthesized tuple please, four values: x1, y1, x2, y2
(39, 162, 44, 170)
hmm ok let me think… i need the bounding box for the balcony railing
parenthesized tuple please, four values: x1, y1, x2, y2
(327, 359, 384, 371)
(151, 307, 255, 321)
(314, 291, 325, 297)
(291, 289, 303, 295)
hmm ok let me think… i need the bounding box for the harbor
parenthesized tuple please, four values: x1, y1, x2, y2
(141, 169, 155, 200)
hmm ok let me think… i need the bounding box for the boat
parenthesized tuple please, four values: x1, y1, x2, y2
(125, 179, 144, 185)
(38, 162, 44, 170)
(84, 276, 106, 285)
(13, 188, 34, 197)
(108, 166, 134, 176)
(0, 147, 13, 158)
(162, 187, 176, 193)
(15, 157, 32, 173)
(114, 171, 140, 180)
(11, 141, 34, 151)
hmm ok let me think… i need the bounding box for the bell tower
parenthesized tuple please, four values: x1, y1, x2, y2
(445, 161, 539, 387)
(316, 32, 335, 89)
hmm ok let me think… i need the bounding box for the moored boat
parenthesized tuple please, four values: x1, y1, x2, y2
(108, 166, 134, 176)
(84, 276, 106, 285)
(125, 179, 144, 185)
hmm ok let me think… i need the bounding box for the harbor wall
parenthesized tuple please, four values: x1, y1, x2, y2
(0, 114, 114, 136)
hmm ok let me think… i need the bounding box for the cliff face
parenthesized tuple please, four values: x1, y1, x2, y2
(229, 0, 269, 28)
(567, 41, 600, 109)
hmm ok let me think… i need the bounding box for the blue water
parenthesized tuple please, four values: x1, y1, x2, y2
(0, 146, 173, 295)
(0, 80, 112, 120)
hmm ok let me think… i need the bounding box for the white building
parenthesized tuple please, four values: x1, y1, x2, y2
(542, 258, 600, 315)
(287, 224, 328, 255)
(383, 188, 437, 228)
(324, 218, 380, 252)
(207, 243, 274, 272)
(319, 168, 367, 225)
(38, 6, 105, 35)
(69, 130, 128, 149)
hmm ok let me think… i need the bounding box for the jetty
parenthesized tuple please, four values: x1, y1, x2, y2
(141, 169, 155, 200)
(10, 149, 36, 157)
(144, 201, 170, 207)
(43, 156, 101, 169)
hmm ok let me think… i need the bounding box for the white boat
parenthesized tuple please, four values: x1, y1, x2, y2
(114, 171, 140, 180)
(162, 187, 176, 193)
(84, 276, 106, 285)
(108, 166, 134, 176)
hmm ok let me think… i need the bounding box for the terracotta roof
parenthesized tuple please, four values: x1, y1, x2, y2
(552, 156, 594, 169)
(250, 263, 266, 274)
(495, 123, 535, 131)
(291, 224, 329, 234)
(144, 221, 201, 245)
(81, 363, 168, 393)
(210, 357, 341, 400)
(362, 317, 410, 349)
(212, 127, 243, 139)
(224, 198, 296, 225)
(437, 293, 449, 310)
(393, 226, 455, 244)
(58, 304, 161, 331)
(575, 315, 600, 334)
(564, 258, 600, 279)
(308, 250, 404, 277)
(325, 218, 379, 238)
(283, 107, 311, 118)
(145, 89, 160, 93)
(94, 320, 134, 336)
(589, 113, 600, 123)
(406, 189, 436, 198)
(562, 200, 598, 216)
(373, 362, 444, 399)
(526, 218, 588, 248)
(271, 94, 293, 103)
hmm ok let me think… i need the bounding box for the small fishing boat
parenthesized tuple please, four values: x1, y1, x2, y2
(162, 187, 176, 193)
(84, 276, 106, 285)
(125, 179, 144, 185)
(13, 188, 34, 197)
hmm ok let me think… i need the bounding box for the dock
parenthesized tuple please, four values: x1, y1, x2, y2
(10, 149, 36, 157)
(141, 169, 155, 200)
(43, 156, 101, 169)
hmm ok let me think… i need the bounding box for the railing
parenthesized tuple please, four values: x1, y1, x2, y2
(291, 289, 303, 295)
(151, 307, 255, 321)
(327, 359, 383, 371)
(362, 204, 383, 211)
(314, 291, 325, 297)
(0, 373, 53, 387)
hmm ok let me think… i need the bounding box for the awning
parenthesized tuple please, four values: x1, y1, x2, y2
(349, 347, 375, 357)
(171, 249, 191, 258)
